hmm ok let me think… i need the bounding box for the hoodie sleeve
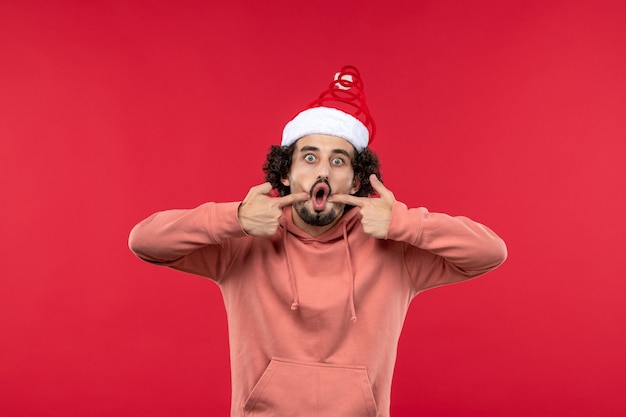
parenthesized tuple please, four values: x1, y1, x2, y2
(128, 201, 248, 280)
(385, 202, 507, 292)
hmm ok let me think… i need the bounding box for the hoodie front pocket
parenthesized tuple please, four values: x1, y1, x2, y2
(243, 357, 378, 417)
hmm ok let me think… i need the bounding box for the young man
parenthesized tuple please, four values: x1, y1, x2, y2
(128, 66, 507, 417)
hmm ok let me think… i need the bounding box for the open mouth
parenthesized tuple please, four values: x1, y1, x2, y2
(310, 181, 331, 212)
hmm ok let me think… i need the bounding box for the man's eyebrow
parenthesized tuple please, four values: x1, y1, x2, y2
(300, 145, 351, 158)
(298, 145, 352, 158)
(299, 146, 320, 153)
(332, 148, 352, 158)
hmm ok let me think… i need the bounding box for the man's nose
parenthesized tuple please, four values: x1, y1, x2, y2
(316, 161, 330, 178)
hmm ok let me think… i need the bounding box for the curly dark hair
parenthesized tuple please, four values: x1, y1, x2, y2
(262, 143, 382, 197)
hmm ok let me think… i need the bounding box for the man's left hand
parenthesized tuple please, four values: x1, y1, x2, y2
(328, 174, 395, 239)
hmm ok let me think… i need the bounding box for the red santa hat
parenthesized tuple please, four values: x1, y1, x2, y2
(282, 65, 375, 152)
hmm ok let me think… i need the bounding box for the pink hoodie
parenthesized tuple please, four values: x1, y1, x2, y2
(129, 201, 507, 417)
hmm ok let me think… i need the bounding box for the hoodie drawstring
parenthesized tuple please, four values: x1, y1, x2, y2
(282, 221, 357, 324)
(283, 229, 300, 311)
(342, 223, 358, 324)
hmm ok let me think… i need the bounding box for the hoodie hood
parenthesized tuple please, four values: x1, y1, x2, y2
(280, 205, 361, 323)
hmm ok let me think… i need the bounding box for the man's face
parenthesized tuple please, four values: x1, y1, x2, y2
(281, 134, 360, 234)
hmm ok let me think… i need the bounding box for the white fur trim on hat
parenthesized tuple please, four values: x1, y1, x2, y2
(282, 107, 369, 152)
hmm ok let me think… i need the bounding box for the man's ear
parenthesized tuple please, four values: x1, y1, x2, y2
(281, 176, 290, 187)
(350, 177, 361, 195)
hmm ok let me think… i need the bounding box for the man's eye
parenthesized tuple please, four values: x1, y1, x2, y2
(332, 157, 345, 166)
(304, 154, 316, 162)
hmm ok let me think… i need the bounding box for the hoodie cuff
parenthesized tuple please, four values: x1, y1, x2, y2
(385, 202, 425, 245)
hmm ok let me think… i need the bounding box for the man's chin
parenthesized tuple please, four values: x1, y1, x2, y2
(295, 203, 343, 227)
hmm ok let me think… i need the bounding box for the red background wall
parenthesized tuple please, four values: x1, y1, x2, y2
(1, 0, 625, 416)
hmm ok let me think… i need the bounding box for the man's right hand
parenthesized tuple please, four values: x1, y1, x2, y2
(238, 182, 309, 237)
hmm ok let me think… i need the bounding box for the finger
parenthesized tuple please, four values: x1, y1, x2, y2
(328, 193, 365, 207)
(369, 174, 392, 198)
(277, 192, 310, 208)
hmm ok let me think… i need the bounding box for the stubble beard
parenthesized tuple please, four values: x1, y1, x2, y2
(294, 202, 343, 227)
(292, 178, 345, 227)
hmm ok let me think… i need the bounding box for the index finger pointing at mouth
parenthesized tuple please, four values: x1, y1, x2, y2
(278, 192, 310, 208)
(328, 193, 365, 207)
